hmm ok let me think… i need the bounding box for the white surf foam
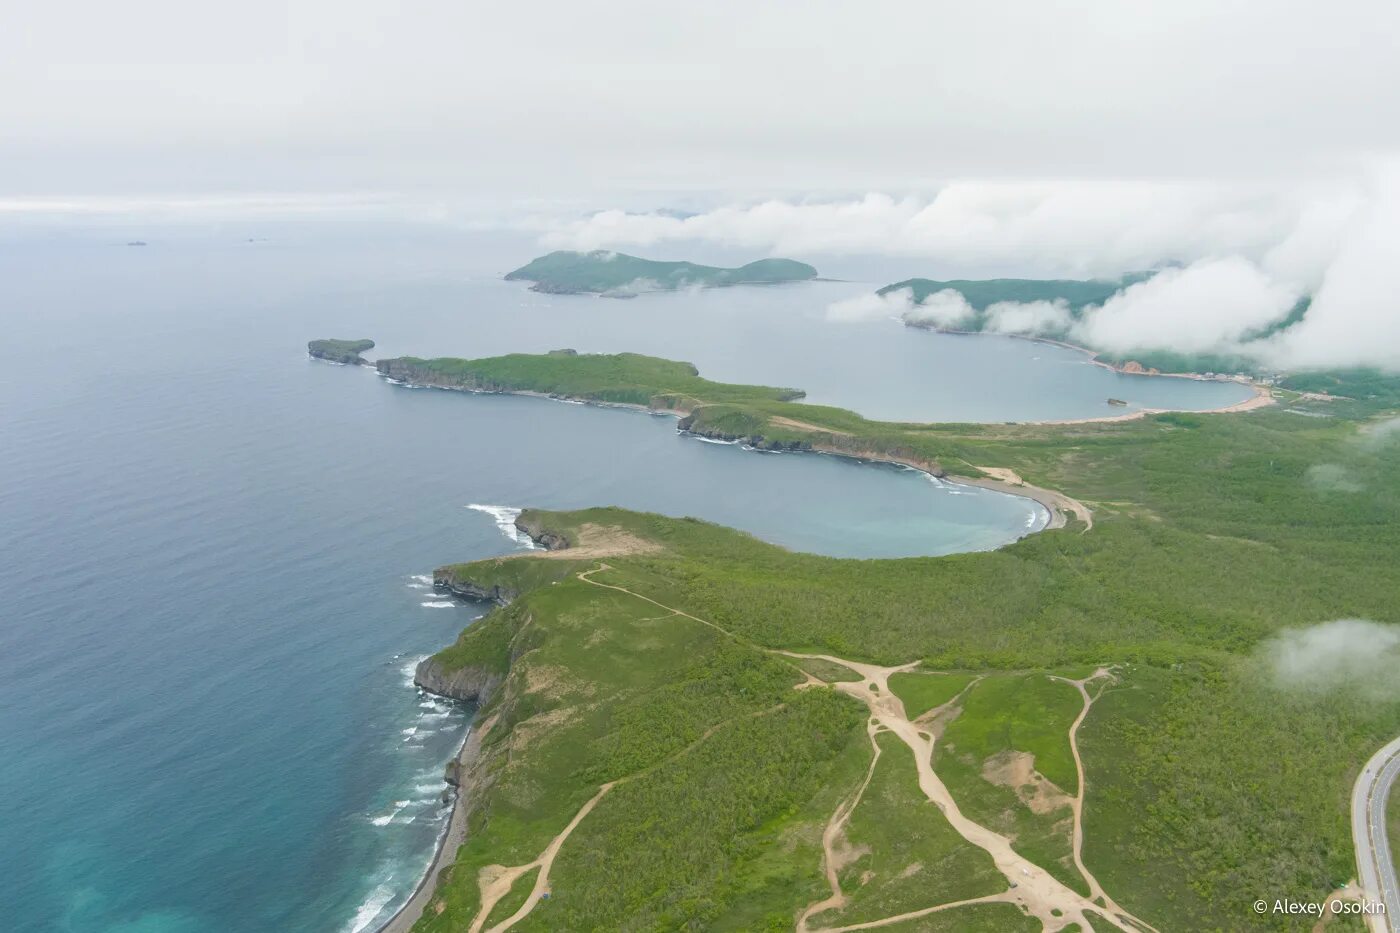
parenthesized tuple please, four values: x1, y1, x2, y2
(400, 656, 426, 688)
(370, 800, 412, 826)
(419, 600, 456, 609)
(691, 436, 738, 445)
(343, 882, 395, 933)
(466, 504, 540, 549)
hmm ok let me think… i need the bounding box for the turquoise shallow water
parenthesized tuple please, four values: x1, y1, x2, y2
(0, 224, 1248, 932)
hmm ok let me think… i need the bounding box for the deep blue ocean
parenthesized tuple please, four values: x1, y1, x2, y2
(0, 222, 1252, 932)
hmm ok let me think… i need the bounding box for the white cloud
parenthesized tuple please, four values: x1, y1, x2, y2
(542, 183, 1307, 277)
(1265, 165, 1400, 370)
(534, 160, 1400, 371)
(984, 300, 1073, 336)
(903, 289, 977, 330)
(1073, 257, 1300, 355)
(825, 288, 916, 323)
(1260, 619, 1400, 701)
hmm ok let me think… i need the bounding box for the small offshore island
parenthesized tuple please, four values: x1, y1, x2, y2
(505, 249, 818, 296)
(307, 338, 375, 364)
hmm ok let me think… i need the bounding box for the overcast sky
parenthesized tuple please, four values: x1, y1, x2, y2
(3, 0, 1398, 199)
(6, 0, 1399, 367)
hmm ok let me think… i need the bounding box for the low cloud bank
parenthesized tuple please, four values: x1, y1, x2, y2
(1258, 619, 1400, 701)
(1075, 258, 1300, 355)
(547, 166, 1400, 370)
(825, 289, 916, 323)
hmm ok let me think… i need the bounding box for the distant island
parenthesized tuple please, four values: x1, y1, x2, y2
(504, 250, 818, 296)
(307, 338, 375, 365)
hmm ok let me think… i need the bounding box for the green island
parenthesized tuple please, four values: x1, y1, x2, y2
(878, 275, 1312, 376)
(361, 347, 1400, 931)
(504, 250, 818, 296)
(307, 338, 375, 364)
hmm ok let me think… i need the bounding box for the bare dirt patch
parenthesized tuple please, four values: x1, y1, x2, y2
(531, 523, 664, 560)
(509, 706, 579, 753)
(981, 750, 1074, 815)
(770, 416, 854, 436)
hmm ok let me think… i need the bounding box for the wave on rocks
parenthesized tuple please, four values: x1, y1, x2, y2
(466, 504, 540, 549)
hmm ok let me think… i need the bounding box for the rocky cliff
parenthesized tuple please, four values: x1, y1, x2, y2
(432, 567, 521, 605)
(413, 656, 504, 705)
(375, 358, 484, 389)
(513, 513, 570, 551)
(677, 411, 945, 476)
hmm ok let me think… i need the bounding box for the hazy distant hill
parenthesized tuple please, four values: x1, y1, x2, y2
(505, 250, 818, 295)
(878, 273, 1309, 375)
(878, 273, 1150, 312)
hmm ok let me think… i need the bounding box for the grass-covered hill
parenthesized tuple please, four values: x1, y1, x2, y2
(361, 345, 1400, 931)
(504, 250, 818, 295)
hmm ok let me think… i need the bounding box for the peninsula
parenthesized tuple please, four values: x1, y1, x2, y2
(359, 353, 1400, 933)
(322, 342, 1400, 931)
(504, 250, 818, 296)
(307, 338, 375, 365)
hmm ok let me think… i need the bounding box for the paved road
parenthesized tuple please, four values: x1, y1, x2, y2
(1353, 737, 1400, 933)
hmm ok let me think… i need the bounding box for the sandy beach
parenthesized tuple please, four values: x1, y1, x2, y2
(1027, 380, 1276, 426)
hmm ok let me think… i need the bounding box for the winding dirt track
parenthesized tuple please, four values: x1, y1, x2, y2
(469, 783, 615, 933)
(779, 651, 1150, 933)
(1050, 671, 1160, 933)
(797, 727, 885, 929)
(463, 564, 1157, 932)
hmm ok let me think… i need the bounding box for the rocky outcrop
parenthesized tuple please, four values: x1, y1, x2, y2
(513, 513, 570, 551)
(675, 413, 811, 452)
(433, 568, 519, 605)
(413, 656, 504, 705)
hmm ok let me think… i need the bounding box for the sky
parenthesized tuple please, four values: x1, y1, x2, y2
(4, 0, 1399, 366)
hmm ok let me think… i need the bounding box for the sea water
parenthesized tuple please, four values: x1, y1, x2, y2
(0, 223, 1248, 932)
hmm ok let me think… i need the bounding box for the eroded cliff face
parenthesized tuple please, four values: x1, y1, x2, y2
(676, 412, 946, 477)
(375, 358, 485, 389)
(413, 656, 504, 704)
(433, 567, 520, 605)
(512, 513, 569, 551)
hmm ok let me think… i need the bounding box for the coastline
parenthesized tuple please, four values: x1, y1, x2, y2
(376, 371, 1110, 531)
(1025, 379, 1276, 426)
(375, 712, 494, 933)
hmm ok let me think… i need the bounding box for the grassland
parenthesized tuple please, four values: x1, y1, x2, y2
(384, 349, 1400, 931)
(505, 250, 817, 295)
